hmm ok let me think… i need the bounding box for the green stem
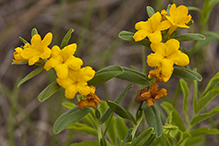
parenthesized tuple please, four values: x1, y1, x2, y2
(131, 112, 144, 139)
(142, 46, 146, 74)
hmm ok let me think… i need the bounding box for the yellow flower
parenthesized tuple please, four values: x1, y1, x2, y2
(20, 32, 52, 65)
(78, 86, 102, 110)
(44, 44, 83, 79)
(133, 12, 171, 43)
(166, 4, 192, 36)
(56, 66, 95, 99)
(161, 10, 168, 21)
(12, 47, 28, 63)
(147, 39, 189, 82)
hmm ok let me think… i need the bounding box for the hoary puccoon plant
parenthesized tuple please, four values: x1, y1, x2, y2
(12, 3, 219, 146)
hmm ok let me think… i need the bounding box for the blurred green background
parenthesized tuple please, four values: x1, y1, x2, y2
(1, 0, 219, 145)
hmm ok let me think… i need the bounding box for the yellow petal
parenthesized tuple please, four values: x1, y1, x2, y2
(42, 32, 53, 46)
(55, 64, 69, 79)
(40, 47, 51, 59)
(65, 56, 83, 70)
(77, 82, 92, 96)
(79, 66, 95, 82)
(56, 77, 72, 89)
(148, 30, 162, 43)
(28, 56, 39, 65)
(135, 21, 150, 30)
(157, 20, 171, 30)
(150, 42, 165, 55)
(44, 58, 58, 71)
(65, 85, 77, 99)
(160, 59, 174, 78)
(133, 30, 149, 42)
(31, 34, 42, 46)
(149, 12, 162, 31)
(51, 45, 61, 57)
(169, 50, 190, 66)
(147, 53, 163, 67)
(165, 39, 180, 56)
(61, 43, 77, 59)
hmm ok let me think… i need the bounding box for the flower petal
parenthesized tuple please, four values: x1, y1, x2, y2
(62, 43, 77, 55)
(44, 58, 60, 71)
(65, 85, 77, 99)
(135, 21, 150, 30)
(28, 56, 39, 65)
(56, 77, 73, 89)
(65, 56, 83, 70)
(165, 39, 180, 56)
(42, 32, 53, 46)
(133, 30, 149, 42)
(79, 66, 95, 82)
(147, 52, 163, 67)
(148, 30, 162, 43)
(169, 50, 190, 66)
(31, 34, 42, 47)
(55, 64, 69, 79)
(40, 47, 51, 59)
(160, 59, 174, 79)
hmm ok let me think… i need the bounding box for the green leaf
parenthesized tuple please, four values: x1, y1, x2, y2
(62, 102, 76, 110)
(179, 79, 190, 124)
(191, 106, 219, 126)
(19, 36, 28, 44)
(31, 28, 38, 36)
(53, 106, 90, 134)
(17, 66, 44, 87)
(146, 6, 155, 17)
(143, 105, 163, 137)
(95, 109, 101, 120)
(187, 6, 202, 13)
(38, 81, 60, 102)
(204, 31, 219, 39)
(195, 86, 219, 114)
(11, 61, 28, 65)
(115, 117, 129, 140)
(118, 31, 151, 48)
(106, 116, 116, 145)
(70, 140, 98, 146)
(161, 102, 186, 132)
(60, 28, 74, 49)
(100, 137, 107, 146)
(190, 127, 219, 137)
(163, 124, 183, 144)
(202, 72, 219, 96)
(184, 136, 204, 146)
(172, 33, 205, 42)
(173, 66, 202, 81)
(116, 67, 151, 85)
(88, 65, 124, 86)
(130, 128, 153, 146)
(107, 100, 137, 125)
(66, 122, 98, 137)
(100, 84, 133, 124)
(123, 129, 133, 144)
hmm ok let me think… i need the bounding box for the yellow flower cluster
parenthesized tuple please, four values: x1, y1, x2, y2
(12, 31, 100, 108)
(133, 4, 191, 82)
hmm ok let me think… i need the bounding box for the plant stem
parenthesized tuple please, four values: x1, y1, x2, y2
(131, 111, 144, 140)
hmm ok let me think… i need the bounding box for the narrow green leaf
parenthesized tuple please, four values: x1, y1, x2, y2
(195, 86, 219, 114)
(88, 65, 124, 86)
(62, 102, 76, 110)
(70, 140, 98, 146)
(202, 72, 219, 96)
(179, 79, 190, 124)
(130, 128, 153, 146)
(31, 28, 38, 36)
(17, 66, 44, 87)
(115, 117, 129, 140)
(184, 136, 204, 146)
(19, 36, 28, 44)
(204, 31, 219, 39)
(143, 134, 155, 145)
(116, 67, 151, 85)
(173, 66, 202, 81)
(106, 116, 116, 145)
(38, 81, 60, 102)
(190, 127, 219, 137)
(100, 84, 133, 124)
(118, 31, 151, 48)
(161, 102, 186, 132)
(172, 33, 205, 42)
(191, 106, 219, 126)
(53, 106, 90, 134)
(143, 105, 163, 137)
(11, 61, 28, 65)
(100, 137, 107, 146)
(95, 109, 101, 120)
(163, 124, 183, 144)
(66, 122, 98, 137)
(146, 6, 155, 17)
(191, 34, 218, 54)
(107, 100, 137, 125)
(193, 79, 198, 114)
(123, 129, 133, 144)
(60, 28, 74, 49)
(187, 6, 202, 13)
